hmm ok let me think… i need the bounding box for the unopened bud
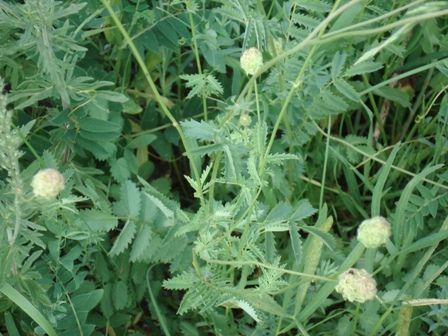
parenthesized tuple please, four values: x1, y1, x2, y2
(239, 113, 251, 127)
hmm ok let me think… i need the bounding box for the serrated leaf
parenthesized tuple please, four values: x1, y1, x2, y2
(180, 73, 223, 99)
(289, 222, 303, 265)
(295, 0, 331, 12)
(42, 150, 58, 168)
(120, 180, 141, 218)
(130, 225, 152, 262)
(79, 210, 118, 232)
(345, 61, 383, 77)
(220, 299, 260, 322)
(144, 192, 174, 223)
(247, 154, 262, 185)
(110, 158, 130, 182)
(373, 86, 410, 108)
(239, 290, 288, 317)
(293, 13, 319, 29)
(109, 220, 136, 256)
(77, 137, 116, 161)
(163, 271, 198, 290)
(290, 199, 317, 222)
(331, 51, 346, 79)
(334, 78, 359, 102)
(19, 120, 36, 139)
(181, 119, 218, 142)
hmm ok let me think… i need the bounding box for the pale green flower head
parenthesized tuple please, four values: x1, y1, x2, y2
(240, 47, 263, 76)
(31, 168, 65, 199)
(335, 268, 377, 303)
(357, 216, 391, 248)
(239, 113, 251, 127)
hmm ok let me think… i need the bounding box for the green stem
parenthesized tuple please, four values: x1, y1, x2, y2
(208, 152, 222, 215)
(254, 79, 261, 122)
(364, 248, 376, 273)
(101, 0, 204, 206)
(237, 0, 362, 102)
(369, 216, 448, 335)
(319, 116, 331, 209)
(258, 0, 343, 178)
(361, 58, 448, 96)
(146, 267, 172, 336)
(315, 9, 448, 46)
(186, 1, 208, 120)
(312, 120, 448, 191)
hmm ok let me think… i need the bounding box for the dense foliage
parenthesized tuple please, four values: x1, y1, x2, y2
(1, 0, 448, 335)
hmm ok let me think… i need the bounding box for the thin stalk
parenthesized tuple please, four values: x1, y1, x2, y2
(204, 258, 333, 282)
(186, 2, 208, 120)
(399, 68, 434, 141)
(259, 0, 345, 177)
(207, 152, 222, 216)
(319, 116, 331, 209)
(322, 0, 424, 39)
(313, 120, 448, 191)
(369, 217, 448, 335)
(101, 0, 204, 206)
(146, 267, 171, 336)
(314, 9, 448, 46)
(361, 58, 448, 96)
(254, 79, 261, 122)
(237, 0, 362, 102)
(406, 84, 448, 142)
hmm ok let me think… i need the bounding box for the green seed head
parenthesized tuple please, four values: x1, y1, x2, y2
(31, 168, 65, 199)
(240, 47, 263, 76)
(357, 216, 391, 248)
(239, 113, 251, 127)
(335, 268, 377, 303)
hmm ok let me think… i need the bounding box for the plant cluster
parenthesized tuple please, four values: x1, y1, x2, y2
(0, 0, 448, 335)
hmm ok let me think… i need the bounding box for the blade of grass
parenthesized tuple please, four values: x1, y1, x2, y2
(369, 216, 448, 335)
(371, 143, 401, 217)
(0, 283, 57, 336)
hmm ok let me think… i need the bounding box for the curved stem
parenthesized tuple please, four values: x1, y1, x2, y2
(186, 2, 208, 120)
(101, 0, 204, 205)
(237, 0, 362, 102)
(146, 266, 172, 336)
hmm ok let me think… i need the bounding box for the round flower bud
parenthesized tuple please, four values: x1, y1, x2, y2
(357, 216, 391, 248)
(335, 268, 377, 303)
(31, 168, 65, 199)
(239, 113, 251, 127)
(240, 47, 263, 75)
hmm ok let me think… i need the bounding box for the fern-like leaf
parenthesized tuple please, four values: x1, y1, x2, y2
(180, 73, 223, 99)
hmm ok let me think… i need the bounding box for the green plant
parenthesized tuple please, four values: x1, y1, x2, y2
(0, 0, 448, 335)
